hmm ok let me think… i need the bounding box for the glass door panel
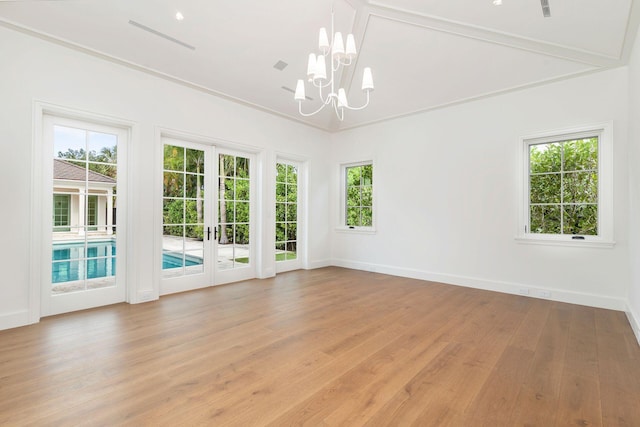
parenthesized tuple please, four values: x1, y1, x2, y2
(43, 115, 126, 316)
(218, 154, 251, 270)
(162, 144, 206, 279)
(275, 160, 302, 273)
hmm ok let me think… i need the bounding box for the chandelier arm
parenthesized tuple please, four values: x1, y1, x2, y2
(317, 84, 334, 105)
(298, 101, 330, 117)
(342, 91, 371, 111)
(313, 79, 332, 89)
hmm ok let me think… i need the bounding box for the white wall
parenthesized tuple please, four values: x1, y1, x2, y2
(0, 26, 331, 330)
(331, 68, 630, 310)
(628, 24, 640, 343)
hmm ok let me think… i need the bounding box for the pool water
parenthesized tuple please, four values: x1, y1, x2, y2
(52, 240, 203, 283)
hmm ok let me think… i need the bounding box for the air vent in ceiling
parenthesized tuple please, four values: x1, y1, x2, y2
(128, 20, 195, 50)
(273, 60, 288, 71)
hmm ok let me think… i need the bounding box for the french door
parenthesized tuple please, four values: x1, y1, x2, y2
(42, 115, 127, 316)
(160, 139, 255, 294)
(275, 159, 302, 273)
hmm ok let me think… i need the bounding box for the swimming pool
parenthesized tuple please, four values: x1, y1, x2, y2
(52, 240, 203, 283)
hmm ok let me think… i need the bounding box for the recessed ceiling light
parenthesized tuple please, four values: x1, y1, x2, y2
(493, 0, 502, 5)
(175, 11, 184, 21)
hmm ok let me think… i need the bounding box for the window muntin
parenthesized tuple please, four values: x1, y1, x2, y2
(528, 137, 598, 236)
(275, 162, 298, 261)
(345, 163, 373, 227)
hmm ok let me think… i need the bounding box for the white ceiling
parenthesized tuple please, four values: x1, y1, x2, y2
(1, 0, 638, 131)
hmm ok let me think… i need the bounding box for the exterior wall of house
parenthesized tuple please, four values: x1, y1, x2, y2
(0, 24, 331, 330)
(331, 67, 630, 311)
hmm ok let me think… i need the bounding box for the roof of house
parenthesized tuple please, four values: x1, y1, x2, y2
(53, 159, 116, 184)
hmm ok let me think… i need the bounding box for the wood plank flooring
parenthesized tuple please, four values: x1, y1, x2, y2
(1, 267, 639, 426)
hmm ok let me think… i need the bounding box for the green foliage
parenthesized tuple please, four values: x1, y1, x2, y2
(275, 163, 298, 257)
(346, 164, 373, 227)
(529, 138, 598, 235)
(162, 145, 204, 239)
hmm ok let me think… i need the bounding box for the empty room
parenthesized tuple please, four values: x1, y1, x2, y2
(1, 0, 640, 425)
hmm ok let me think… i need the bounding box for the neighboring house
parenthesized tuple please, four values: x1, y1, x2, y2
(53, 159, 115, 235)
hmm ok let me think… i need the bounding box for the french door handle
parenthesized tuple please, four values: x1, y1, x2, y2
(207, 226, 211, 241)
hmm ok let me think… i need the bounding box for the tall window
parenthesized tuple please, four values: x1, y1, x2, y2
(218, 154, 250, 269)
(521, 123, 613, 245)
(344, 163, 373, 227)
(275, 162, 298, 261)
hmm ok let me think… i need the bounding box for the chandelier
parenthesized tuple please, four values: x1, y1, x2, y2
(294, 8, 374, 121)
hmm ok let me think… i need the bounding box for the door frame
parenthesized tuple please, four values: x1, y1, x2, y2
(156, 130, 261, 294)
(31, 103, 133, 319)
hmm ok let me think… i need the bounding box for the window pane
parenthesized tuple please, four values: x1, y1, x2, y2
(185, 148, 204, 174)
(276, 203, 286, 222)
(236, 224, 249, 245)
(185, 174, 202, 198)
(347, 207, 360, 226)
(54, 126, 86, 159)
(236, 179, 250, 201)
(163, 199, 184, 224)
(530, 205, 561, 234)
(164, 145, 184, 171)
(362, 185, 373, 207)
(236, 157, 250, 178)
(347, 186, 361, 207)
(361, 208, 373, 226)
(287, 184, 297, 203)
(88, 132, 117, 164)
(287, 223, 297, 241)
(276, 163, 287, 182)
(236, 202, 249, 223)
(220, 155, 235, 177)
(563, 172, 598, 204)
(563, 138, 598, 171)
(276, 223, 286, 243)
(563, 205, 598, 235)
(287, 165, 298, 184)
(223, 178, 235, 200)
(164, 172, 184, 198)
(362, 165, 373, 185)
(530, 173, 561, 204)
(347, 166, 361, 186)
(286, 203, 297, 222)
(276, 183, 286, 202)
(530, 142, 561, 173)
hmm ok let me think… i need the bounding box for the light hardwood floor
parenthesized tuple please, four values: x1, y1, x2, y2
(1, 267, 639, 426)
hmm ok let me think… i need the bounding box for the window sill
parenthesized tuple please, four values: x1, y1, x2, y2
(336, 226, 377, 235)
(515, 235, 615, 248)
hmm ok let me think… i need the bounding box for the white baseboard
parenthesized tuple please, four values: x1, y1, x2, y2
(331, 259, 627, 311)
(0, 309, 35, 331)
(306, 259, 332, 270)
(626, 305, 640, 347)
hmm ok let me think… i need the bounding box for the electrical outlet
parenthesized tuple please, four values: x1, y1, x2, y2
(518, 288, 530, 296)
(538, 290, 551, 298)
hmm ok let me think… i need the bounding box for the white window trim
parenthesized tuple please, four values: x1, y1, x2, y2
(516, 122, 614, 248)
(337, 159, 376, 233)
